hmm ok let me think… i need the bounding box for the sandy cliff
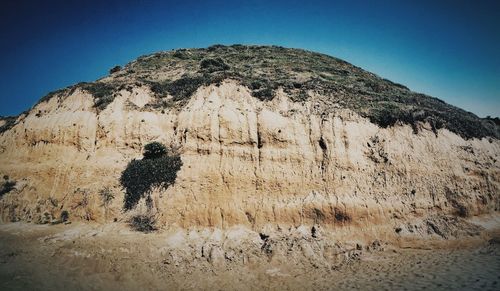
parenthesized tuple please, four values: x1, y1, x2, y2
(0, 46, 498, 243)
(0, 80, 498, 231)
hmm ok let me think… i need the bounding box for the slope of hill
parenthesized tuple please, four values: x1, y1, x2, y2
(0, 45, 498, 240)
(30, 45, 500, 139)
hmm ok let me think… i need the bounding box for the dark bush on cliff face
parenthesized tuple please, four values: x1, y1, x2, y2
(143, 142, 168, 159)
(0, 180, 16, 197)
(120, 142, 182, 210)
(130, 215, 156, 232)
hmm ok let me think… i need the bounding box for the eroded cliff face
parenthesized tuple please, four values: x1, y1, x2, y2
(0, 81, 499, 235)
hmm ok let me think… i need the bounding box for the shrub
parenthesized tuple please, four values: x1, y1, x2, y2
(79, 82, 115, 99)
(251, 87, 275, 101)
(207, 44, 226, 51)
(166, 75, 206, 101)
(200, 57, 230, 72)
(172, 50, 188, 59)
(109, 65, 122, 74)
(60, 210, 69, 222)
(77, 82, 119, 110)
(143, 141, 168, 159)
(484, 116, 500, 126)
(0, 180, 16, 197)
(0, 116, 18, 135)
(149, 82, 169, 97)
(130, 214, 156, 232)
(120, 142, 182, 210)
(149, 76, 201, 101)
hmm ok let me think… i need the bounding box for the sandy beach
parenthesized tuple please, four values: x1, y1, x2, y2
(0, 220, 499, 291)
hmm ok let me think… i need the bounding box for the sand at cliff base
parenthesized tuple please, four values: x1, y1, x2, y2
(0, 222, 499, 291)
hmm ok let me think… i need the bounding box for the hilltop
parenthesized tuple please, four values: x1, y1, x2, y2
(4, 44, 496, 140)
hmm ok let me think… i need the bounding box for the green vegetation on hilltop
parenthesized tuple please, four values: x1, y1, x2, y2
(36, 81, 133, 111)
(0, 116, 18, 135)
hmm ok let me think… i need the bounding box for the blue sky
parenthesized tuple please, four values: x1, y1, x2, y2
(1, 0, 499, 117)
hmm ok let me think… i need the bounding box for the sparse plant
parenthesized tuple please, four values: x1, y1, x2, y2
(109, 65, 122, 74)
(72, 188, 93, 221)
(99, 187, 114, 220)
(36, 87, 72, 105)
(99, 187, 115, 207)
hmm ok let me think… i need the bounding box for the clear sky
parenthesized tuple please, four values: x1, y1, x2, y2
(1, 0, 499, 117)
